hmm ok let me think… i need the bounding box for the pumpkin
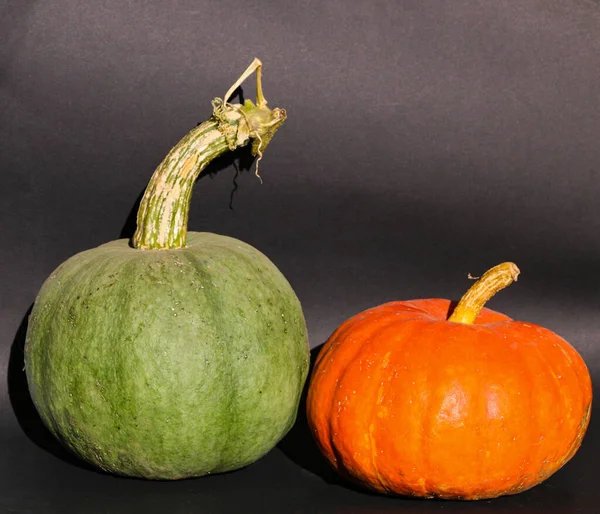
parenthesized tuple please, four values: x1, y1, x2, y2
(25, 59, 310, 479)
(306, 263, 592, 500)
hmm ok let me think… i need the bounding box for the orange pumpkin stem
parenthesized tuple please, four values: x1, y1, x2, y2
(448, 262, 520, 324)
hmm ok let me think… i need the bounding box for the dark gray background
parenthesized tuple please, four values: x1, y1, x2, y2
(1, 0, 599, 512)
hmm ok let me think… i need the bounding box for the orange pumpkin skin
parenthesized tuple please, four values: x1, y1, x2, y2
(306, 299, 592, 500)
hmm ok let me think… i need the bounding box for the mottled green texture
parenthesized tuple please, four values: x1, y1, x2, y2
(25, 232, 309, 479)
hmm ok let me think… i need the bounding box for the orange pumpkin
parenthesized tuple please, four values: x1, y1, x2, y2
(306, 263, 592, 500)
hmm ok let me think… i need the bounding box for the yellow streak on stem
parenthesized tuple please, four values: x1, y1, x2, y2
(448, 262, 520, 324)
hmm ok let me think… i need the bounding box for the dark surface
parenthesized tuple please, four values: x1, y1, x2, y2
(2, 1, 599, 512)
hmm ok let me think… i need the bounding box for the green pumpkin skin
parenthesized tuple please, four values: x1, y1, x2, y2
(25, 232, 309, 479)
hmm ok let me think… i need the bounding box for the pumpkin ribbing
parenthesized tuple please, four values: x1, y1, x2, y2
(307, 264, 592, 500)
(24, 59, 308, 479)
(26, 234, 308, 478)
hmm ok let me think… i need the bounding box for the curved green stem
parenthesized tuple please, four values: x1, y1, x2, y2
(132, 59, 286, 250)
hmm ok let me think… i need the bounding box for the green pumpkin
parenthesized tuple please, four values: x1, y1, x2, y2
(24, 60, 309, 479)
